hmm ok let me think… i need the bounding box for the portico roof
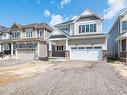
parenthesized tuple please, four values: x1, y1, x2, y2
(116, 32, 127, 41)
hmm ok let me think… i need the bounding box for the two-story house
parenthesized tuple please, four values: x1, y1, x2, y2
(0, 23, 52, 60)
(48, 9, 108, 61)
(108, 9, 127, 62)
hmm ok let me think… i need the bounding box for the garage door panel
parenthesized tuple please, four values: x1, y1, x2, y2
(70, 47, 103, 61)
(16, 49, 36, 60)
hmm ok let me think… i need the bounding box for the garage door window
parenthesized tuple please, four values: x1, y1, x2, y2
(86, 47, 93, 50)
(71, 47, 77, 50)
(78, 47, 85, 50)
(94, 47, 101, 50)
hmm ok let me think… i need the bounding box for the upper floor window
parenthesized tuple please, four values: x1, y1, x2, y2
(61, 27, 70, 33)
(122, 22, 127, 30)
(25, 29, 33, 38)
(79, 24, 96, 33)
(37, 30, 44, 38)
(11, 31, 20, 39)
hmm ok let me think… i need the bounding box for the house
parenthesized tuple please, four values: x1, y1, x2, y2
(0, 23, 52, 60)
(48, 8, 108, 61)
(108, 9, 127, 62)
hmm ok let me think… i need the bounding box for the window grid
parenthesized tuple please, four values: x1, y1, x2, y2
(79, 24, 96, 33)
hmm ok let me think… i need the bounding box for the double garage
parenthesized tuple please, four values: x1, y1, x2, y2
(70, 47, 103, 61)
(16, 49, 36, 60)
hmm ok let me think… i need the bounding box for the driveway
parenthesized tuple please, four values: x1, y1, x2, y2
(0, 61, 127, 95)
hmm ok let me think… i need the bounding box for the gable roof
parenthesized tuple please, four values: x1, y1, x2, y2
(55, 20, 74, 26)
(108, 8, 127, 34)
(10, 23, 22, 29)
(0, 26, 9, 33)
(22, 23, 53, 32)
(0, 26, 7, 31)
(120, 8, 127, 16)
(74, 8, 103, 22)
(55, 8, 103, 26)
(48, 27, 69, 39)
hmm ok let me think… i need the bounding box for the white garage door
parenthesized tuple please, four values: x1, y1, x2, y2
(70, 47, 103, 61)
(16, 49, 36, 60)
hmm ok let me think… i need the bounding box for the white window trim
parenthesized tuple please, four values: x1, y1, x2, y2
(79, 23, 96, 34)
(25, 29, 33, 38)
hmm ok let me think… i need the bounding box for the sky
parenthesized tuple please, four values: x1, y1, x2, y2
(0, 0, 127, 33)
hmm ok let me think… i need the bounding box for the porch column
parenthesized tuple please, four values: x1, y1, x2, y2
(49, 41, 52, 51)
(120, 39, 122, 52)
(65, 39, 69, 58)
(0, 44, 1, 52)
(44, 28, 46, 40)
(118, 40, 120, 58)
(66, 39, 69, 50)
(38, 43, 40, 56)
(11, 42, 13, 55)
(126, 38, 127, 51)
(48, 41, 52, 57)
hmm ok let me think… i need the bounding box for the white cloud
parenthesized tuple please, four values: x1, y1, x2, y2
(44, 9, 50, 17)
(103, 0, 127, 20)
(60, 0, 71, 8)
(71, 15, 78, 20)
(49, 15, 64, 25)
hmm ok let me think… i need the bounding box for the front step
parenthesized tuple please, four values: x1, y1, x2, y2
(49, 57, 67, 61)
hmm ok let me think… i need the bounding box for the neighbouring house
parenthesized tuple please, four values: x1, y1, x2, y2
(108, 9, 127, 62)
(48, 8, 108, 61)
(0, 23, 52, 60)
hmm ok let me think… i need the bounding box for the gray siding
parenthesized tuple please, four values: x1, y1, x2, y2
(107, 21, 119, 58)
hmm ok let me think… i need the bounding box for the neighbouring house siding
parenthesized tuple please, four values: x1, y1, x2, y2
(107, 21, 119, 58)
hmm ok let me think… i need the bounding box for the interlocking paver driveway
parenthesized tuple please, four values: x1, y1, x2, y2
(0, 61, 127, 95)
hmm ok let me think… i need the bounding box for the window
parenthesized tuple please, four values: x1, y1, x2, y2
(122, 39, 126, 51)
(61, 27, 69, 32)
(37, 30, 44, 38)
(122, 22, 127, 30)
(79, 24, 96, 33)
(86, 25, 89, 33)
(11, 31, 20, 39)
(90, 24, 96, 32)
(25, 29, 33, 38)
(57, 46, 63, 51)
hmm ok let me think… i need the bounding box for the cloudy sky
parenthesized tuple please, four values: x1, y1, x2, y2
(0, 0, 127, 33)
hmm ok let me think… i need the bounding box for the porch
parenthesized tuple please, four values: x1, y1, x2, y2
(118, 37, 127, 61)
(48, 39, 69, 58)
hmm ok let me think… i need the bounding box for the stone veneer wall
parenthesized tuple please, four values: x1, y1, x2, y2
(103, 50, 108, 61)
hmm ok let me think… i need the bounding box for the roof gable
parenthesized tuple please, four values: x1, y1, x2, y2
(48, 27, 68, 39)
(74, 8, 103, 22)
(10, 23, 22, 29)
